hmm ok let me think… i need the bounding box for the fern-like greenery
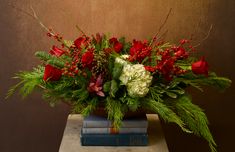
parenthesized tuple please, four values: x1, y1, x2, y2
(174, 95, 217, 152)
(6, 32, 232, 152)
(6, 66, 44, 99)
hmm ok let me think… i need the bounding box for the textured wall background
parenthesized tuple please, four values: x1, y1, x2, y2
(0, 0, 234, 152)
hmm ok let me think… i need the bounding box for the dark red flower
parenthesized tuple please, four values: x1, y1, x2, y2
(113, 42, 123, 53)
(174, 47, 189, 59)
(109, 37, 123, 53)
(74, 36, 89, 49)
(49, 46, 65, 57)
(81, 50, 94, 69)
(87, 75, 105, 97)
(129, 40, 151, 63)
(43, 64, 62, 81)
(144, 66, 156, 72)
(192, 57, 209, 76)
(109, 38, 118, 44)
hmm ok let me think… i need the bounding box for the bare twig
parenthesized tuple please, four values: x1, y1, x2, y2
(8, 3, 54, 35)
(8, 3, 73, 48)
(30, 5, 55, 35)
(76, 25, 86, 35)
(193, 24, 213, 48)
(149, 8, 172, 46)
(8, 3, 35, 18)
(155, 8, 172, 38)
(158, 29, 168, 41)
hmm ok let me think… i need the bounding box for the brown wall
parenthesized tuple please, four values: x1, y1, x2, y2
(0, 0, 234, 152)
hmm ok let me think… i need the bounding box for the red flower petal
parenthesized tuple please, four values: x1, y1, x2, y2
(81, 50, 94, 69)
(192, 57, 209, 76)
(43, 65, 62, 81)
(49, 46, 65, 57)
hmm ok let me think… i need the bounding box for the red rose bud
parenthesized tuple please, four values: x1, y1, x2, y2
(191, 57, 209, 76)
(49, 46, 65, 57)
(74, 36, 88, 49)
(43, 64, 62, 81)
(109, 37, 123, 53)
(109, 37, 118, 44)
(113, 42, 123, 53)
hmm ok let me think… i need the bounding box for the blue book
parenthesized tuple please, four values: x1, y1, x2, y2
(81, 127, 147, 134)
(80, 133, 148, 146)
(83, 114, 148, 128)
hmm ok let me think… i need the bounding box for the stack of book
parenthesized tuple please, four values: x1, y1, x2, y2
(80, 114, 148, 146)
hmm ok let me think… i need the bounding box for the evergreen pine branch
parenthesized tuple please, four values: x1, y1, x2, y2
(35, 51, 65, 68)
(105, 97, 124, 129)
(142, 98, 190, 133)
(174, 72, 231, 92)
(5, 80, 25, 99)
(175, 95, 217, 152)
(81, 97, 98, 116)
(6, 66, 44, 98)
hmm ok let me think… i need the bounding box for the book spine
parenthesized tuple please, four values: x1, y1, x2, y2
(83, 120, 148, 128)
(83, 121, 111, 128)
(82, 128, 147, 134)
(80, 134, 148, 146)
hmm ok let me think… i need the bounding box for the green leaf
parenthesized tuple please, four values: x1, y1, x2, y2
(110, 80, 118, 97)
(63, 40, 74, 47)
(166, 91, 177, 98)
(112, 62, 123, 80)
(126, 97, 140, 112)
(103, 81, 111, 92)
(170, 89, 185, 95)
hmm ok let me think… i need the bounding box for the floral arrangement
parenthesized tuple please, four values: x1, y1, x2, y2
(7, 26, 231, 151)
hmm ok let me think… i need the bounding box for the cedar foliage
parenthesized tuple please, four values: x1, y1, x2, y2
(6, 34, 232, 152)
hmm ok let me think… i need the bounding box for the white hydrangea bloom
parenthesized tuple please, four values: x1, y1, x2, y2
(115, 55, 129, 65)
(115, 56, 152, 97)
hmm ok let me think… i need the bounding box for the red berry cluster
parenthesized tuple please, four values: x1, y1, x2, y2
(62, 61, 79, 77)
(46, 28, 64, 48)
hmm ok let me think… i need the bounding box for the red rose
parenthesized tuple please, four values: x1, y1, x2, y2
(43, 64, 62, 81)
(113, 42, 123, 53)
(191, 57, 209, 76)
(109, 37, 123, 53)
(74, 36, 89, 49)
(81, 50, 94, 69)
(49, 46, 65, 57)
